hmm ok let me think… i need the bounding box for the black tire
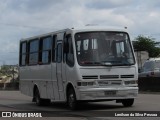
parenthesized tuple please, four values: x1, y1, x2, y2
(122, 99, 134, 107)
(67, 88, 78, 110)
(43, 99, 51, 106)
(35, 88, 44, 106)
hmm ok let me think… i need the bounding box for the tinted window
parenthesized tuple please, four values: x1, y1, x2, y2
(75, 32, 135, 66)
(57, 43, 62, 63)
(30, 40, 39, 52)
(20, 42, 27, 66)
(29, 39, 39, 65)
(40, 36, 52, 64)
(29, 53, 38, 65)
(22, 42, 27, 54)
(66, 35, 74, 67)
(21, 55, 26, 65)
(42, 51, 50, 64)
(43, 37, 52, 50)
(52, 35, 57, 62)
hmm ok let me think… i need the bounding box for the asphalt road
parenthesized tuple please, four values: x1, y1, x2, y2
(0, 91, 160, 120)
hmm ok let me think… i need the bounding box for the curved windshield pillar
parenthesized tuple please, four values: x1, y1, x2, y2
(75, 32, 135, 66)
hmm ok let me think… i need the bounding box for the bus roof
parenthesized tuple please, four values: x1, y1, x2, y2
(71, 26, 127, 32)
(20, 26, 128, 42)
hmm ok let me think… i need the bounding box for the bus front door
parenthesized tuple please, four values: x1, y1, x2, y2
(56, 42, 65, 100)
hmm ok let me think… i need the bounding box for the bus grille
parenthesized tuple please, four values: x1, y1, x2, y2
(121, 75, 134, 78)
(82, 75, 98, 79)
(100, 75, 119, 79)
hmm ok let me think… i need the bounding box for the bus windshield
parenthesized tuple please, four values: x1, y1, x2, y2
(75, 32, 135, 66)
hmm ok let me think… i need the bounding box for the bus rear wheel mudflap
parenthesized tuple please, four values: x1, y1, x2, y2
(67, 88, 78, 110)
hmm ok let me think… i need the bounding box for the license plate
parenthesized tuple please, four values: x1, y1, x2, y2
(104, 91, 116, 96)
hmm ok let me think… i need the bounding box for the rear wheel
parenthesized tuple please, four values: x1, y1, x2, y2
(67, 88, 78, 110)
(122, 99, 134, 107)
(34, 88, 51, 106)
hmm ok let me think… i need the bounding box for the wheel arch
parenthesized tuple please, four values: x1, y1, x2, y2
(66, 82, 76, 100)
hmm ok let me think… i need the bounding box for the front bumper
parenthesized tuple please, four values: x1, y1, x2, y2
(77, 87, 138, 100)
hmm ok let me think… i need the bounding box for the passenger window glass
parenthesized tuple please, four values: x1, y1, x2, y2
(52, 35, 57, 62)
(43, 37, 51, 50)
(57, 43, 62, 63)
(29, 39, 39, 65)
(30, 40, 39, 52)
(40, 36, 52, 64)
(22, 42, 27, 54)
(29, 53, 38, 65)
(21, 55, 26, 65)
(42, 51, 50, 64)
(20, 42, 27, 66)
(66, 35, 74, 67)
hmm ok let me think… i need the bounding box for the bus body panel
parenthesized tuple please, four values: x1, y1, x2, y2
(20, 64, 52, 98)
(56, 42, 65, 100)
(51, 63, 59, 100)
(68, 65, 138, 100)
(77, 87, 138, 100)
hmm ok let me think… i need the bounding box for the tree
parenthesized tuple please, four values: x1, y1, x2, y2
(133, 35, 160, 57)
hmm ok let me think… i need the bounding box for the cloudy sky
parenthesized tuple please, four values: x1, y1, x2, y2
(0, 0, 160, 65)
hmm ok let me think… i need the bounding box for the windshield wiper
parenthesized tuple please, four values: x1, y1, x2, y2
(81, 61, 101, 65)
(81, 61, 112, 66)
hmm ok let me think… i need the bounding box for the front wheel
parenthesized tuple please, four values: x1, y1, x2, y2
(67, 88, 78, 110)
(122, 99, 134, 107)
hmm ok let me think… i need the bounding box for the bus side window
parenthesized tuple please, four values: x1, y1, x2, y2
(40, 36, 52, 64)
(52, 35, 57, 62)
(57, 43, 62, 63)
(20, 42, 27, 66)
(29, 39, 39, 65)
(65, 35, 74, 67)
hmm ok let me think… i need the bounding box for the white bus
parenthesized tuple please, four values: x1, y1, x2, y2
(19, 26, 138, 110)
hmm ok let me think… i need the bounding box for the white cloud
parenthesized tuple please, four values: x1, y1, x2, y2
(86, 0, 134, 9)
